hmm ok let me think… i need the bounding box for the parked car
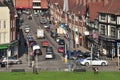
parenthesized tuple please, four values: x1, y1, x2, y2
(51, 32, 58, 38)
(44, 24, 50, 32)
(1, 57, 22, 64)
(55, 36, 61, 43)
(40, 17, 47, 24)
(45, 46, 54, 59)
(45, 51, 54, 59)
(83, 51, 97, 58)
(66, 50, 75, 60)
(58, 39, 65, 45)
(76, 57, 108, 66)
(58, 46, 64, 53)
(41, 40, 49, 47)
(76, 50, 84, 58)
(46, 46, 53, 52)
(24, 25, 30, 33)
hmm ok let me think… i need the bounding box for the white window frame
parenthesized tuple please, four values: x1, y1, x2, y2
(101, 13, 106, 20)
(100, 24, 105, 35)
(4, 32, 7, 42)
(111, 26, 115, 37)
(4, 20, 6, 28)
(0, 21, 1, 29)
(0, 33, 1, 43)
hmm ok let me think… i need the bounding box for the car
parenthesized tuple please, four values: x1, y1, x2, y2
(55, 36, 61, 43)
(46, 46, 53, 52)
(51, 32, 58, 38)
(83, 51, 97, 58)
(43, 24, 50, 32)
(28, 38, 35, 47)
(66, 50, 75, 60)
(58, 46, 64, 53)
(1, 57, 22, 64)
(76, 57, 108, 66)
(45, 51, 54, 59)
(24, 25, 30, 33)
(76, 50, 84, 58)
(41, 40, 49, 47)
(58, 39, 65, 45)
(45, 46, 54, 59)
(40, 17, 47, 24)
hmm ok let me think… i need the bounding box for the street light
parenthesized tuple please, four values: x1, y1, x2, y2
(7, 45, 11, 68)
(66, 25, 72, 71)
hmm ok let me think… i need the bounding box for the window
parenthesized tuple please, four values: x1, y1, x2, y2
(100, 25, 105, 35)
(4, 32, 7, 42)
(111, 27, 115, 37)
(0, 21, 1, 28)
(111, 14, 116, 21)
(100, 13, 106, 20)
(0, 33, 1, 43)
(33, 2, 41, 6)
(4, 21, 6, 28)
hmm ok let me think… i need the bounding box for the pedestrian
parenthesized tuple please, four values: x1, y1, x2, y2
(93, 66, 99, 74)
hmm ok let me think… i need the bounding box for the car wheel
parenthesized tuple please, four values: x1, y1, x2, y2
(85, 62, 89, 66)
(101, 62, 106, 66)
(17, 61, 21, 64)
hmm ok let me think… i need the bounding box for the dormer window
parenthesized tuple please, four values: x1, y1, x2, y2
(101, 13, 105, 20)
(111, 14, 116, 21)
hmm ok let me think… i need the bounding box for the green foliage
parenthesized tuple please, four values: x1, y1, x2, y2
(0, 71, 119, 80)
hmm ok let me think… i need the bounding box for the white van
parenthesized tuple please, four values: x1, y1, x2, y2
(33, 45, 42, 55)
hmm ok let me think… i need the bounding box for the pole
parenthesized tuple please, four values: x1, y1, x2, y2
(68, 28, 71, 71)
(36, 54, 38, 69)
(91, 44, 93, 66)
(117, 46, 119, 66)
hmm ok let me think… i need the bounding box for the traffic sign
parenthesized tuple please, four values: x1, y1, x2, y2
(117, 42, 120, 47)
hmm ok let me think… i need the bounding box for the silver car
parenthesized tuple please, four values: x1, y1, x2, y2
(1, 57, 22, 64)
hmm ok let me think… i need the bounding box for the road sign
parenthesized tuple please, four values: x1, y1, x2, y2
(117, 42, 120, 47)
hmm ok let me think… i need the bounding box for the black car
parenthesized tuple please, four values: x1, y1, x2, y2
(58, 39, 65, 45)
(51, 32, 58, 38)
(76, 50, 84, 58)
(46, 46, 53, 52)
(83, 51, 97, 58)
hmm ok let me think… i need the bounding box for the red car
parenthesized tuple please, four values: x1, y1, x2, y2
(41, 41, 49, 47)
(58, 46, 64, 53)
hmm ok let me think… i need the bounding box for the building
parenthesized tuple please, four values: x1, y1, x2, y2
(0, 0, 18, 58)
(14, 0, 48, 13)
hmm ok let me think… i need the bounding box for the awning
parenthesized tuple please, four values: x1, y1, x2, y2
(0, 44, 8, 50)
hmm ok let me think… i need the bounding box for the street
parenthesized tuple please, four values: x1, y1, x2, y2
(0, 13, 120, 72)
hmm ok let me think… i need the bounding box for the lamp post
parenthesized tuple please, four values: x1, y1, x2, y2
(66, 25, 72, 71)
(7, 45, 11, 68)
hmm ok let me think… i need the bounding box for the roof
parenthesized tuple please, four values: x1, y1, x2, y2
(41, 0, 48, 9)
(15, 0, 32, 9)
(107, 0, 120, 15)
(87, 2, 104, 21)
(99, 0, 120, 15)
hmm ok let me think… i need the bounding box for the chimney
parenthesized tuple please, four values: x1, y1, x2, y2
(79, 0, 83, 5)
(63, 0, 69, 12)
(0, 0, 4, 3)
(104, 0, 109, 5)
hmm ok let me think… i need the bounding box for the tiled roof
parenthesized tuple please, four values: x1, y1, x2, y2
(0, 1, 5, 6)
(41, 0, 48, 9)
(15, 0, 32, 9)
(107, 0, 120, 15)
(88, 2, 104, 21)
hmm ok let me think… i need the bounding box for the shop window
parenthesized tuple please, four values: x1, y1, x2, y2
(100, 13, 106, 20)
(100, 25, 105, 35)
(111, 14, 116, 21)
(111, 27, 115, 37)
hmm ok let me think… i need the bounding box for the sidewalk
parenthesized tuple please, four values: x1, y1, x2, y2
(50, 24, 89, 53)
